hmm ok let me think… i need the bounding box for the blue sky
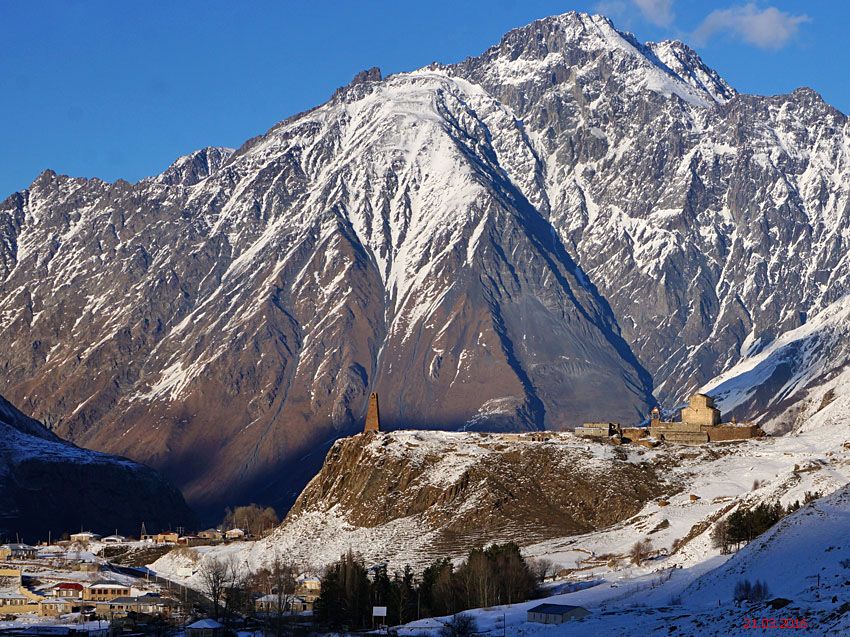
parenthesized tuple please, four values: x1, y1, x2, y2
(1, 1, 847, 198)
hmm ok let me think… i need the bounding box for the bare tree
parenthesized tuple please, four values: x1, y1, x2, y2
(199, 557, 229, 619)
(528, 558, 554, 584)
(265, 555, 299, 634)
(439, 613, 477, 637)
(222, 504, 280, 537)
(630, 538, 653, 566)
(222, 556, 249, 625)
(462, 549, 495, 608)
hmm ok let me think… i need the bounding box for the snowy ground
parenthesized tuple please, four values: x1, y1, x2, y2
(399, 482, 850, 636)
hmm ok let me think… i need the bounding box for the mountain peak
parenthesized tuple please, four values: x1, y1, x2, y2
(151, 146, 234, 186)
(647, 39, 736, 104)
(489, 11, 627, 62)
(456, 11, 730, 107)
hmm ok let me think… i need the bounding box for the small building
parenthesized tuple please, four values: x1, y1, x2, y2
(153, 532, 179, 544)
(39, 597, 74, 617)
(186, 618, 225, 637)
(527, 603, 590, 624)
(0, 593, 32, 608)
(55, 582, 84, 598)
(97, 593, 178, 618)
(77, 561, 102, 573)
(291, 595, 312, 612)
(255, 594, 311, 614)
(101, 535, 126, 544)
(14, 627, 107, 637)
(37, 545, 63, 555)
(295, 575, 321, 603)
(69, 532, 101, 543)
(255, 593, 284, 613)
(224, 528, 245, 540)
(0, 544, 38, 560)
(197, 529, 223, 541)
(82, 581, 131, 602)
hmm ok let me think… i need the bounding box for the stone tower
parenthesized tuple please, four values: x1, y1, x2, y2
(365, 392, 381, 432)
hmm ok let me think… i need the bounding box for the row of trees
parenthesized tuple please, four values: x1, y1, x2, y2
(711, 491, 822, 554)
(315, 543, 544, 629)
(220, 503, 280, 537)
(733, 578, 770, 603)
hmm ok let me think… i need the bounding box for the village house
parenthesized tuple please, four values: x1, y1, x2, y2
(186, 618, 225, 637)
(96, 593, 178, 618)
(295, 575, 321, 603)
(527, 603, 590, 624)
(254, 594, 312, 614)
(0, 568, 44, 613)
(54, 582, 84, 598)
(197, 529, 223, 541)
(69, 532, 101, 544)
(101, 535, 126, 544)
(224, 528, 245, 540)
(37, 545, 64, 558)
(0, 593, 32, 609)
(0, 544, 38, 560)
(82, 581, 131, 602)
(39, 597, 74, 617)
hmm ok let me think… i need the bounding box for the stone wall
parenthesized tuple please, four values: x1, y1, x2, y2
(660, 431, 709, 444)
(706, 424, 762, 441)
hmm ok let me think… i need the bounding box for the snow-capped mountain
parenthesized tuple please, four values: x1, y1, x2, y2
(701, 295, 850, 433)
(0, 392, 195, 539)
(2, 11, 849, 515)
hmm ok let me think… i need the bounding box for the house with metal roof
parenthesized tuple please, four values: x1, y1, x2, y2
(527, 603, 590, 624)
(0, 544, 37, 560)
(186, 618, 225, 637)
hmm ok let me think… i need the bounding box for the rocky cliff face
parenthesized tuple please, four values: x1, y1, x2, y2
(241, 430, 668, 568)
(0, 393, 195, 540)
(1, 12, 849, 516)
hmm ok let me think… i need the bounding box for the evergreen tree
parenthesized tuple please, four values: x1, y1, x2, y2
(315, 550, 371, 628)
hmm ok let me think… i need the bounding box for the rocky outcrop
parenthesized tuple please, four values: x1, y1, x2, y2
(0, 393, 195, 540)
(283, 430, 667, 557)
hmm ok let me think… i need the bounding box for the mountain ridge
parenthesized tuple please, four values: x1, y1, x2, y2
(2, 11, 848, 517)
(0, 392, 195, 539)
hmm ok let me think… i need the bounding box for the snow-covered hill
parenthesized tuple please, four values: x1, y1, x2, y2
(151, 405, 849, 576)
(0, 393, 195, 539)
(2, 11, 849, 514)
(700, 295, 850, 435)
(392, 485, 850, 635)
